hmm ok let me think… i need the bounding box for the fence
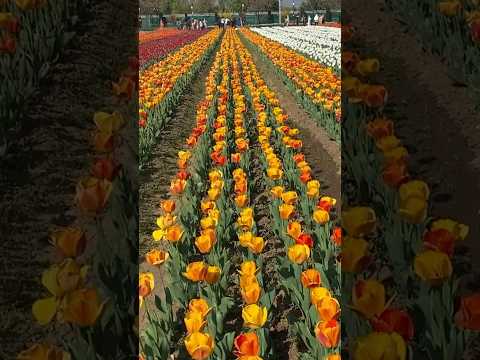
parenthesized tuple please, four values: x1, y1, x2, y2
(139, 10, 340, 31)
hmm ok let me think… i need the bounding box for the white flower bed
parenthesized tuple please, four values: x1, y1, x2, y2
(251, 26, 340, 70)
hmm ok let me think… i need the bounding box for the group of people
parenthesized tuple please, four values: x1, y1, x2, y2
(215, 14, 244, 29)
(175, 14, 208, 30)
(285, 13, 327, 27)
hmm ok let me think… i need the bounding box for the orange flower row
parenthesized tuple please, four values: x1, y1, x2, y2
(241, 28, 340, 118)
(139, 29, 221, 116)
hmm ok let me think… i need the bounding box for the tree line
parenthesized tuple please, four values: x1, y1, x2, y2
(140, 0, 340, 15)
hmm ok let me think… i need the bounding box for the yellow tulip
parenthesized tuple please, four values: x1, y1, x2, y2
(201, 216, 217, 230)
(287, 221, 302, 240)
(399, 180, 429, 201)
(414, 250, 452, 285)
(271, 185, 285, 198)
(355, 58, 380, 76)
(93, 111, 124, 133)
(183, 262, 208, 282)
(307, 180, 320, 197)
(188, 298, 211, 317)
(288, 244, 311, 264)
(184, 310, 206, 334)
(341, 236, 369, 273)
(354, 332, 406, 360)
(267, 167, 283, 180)
(341, 207, 376, 237)
(247, 236, 265, 254)
(208, 187, 221, 201)
(313, 209, 330, 224)
(242, 304, 268, 329)
(398, 197, 428, 224)
(310, 287, 332, 307)
(352, 279, 385, 319)
(211, 179, 224, 190)
(239, 261, 257, 277)
(209, 169, 223, 182)
(281, 191, 298, 205)
(239, 231, 254, 247)
(184, 332, 214, 360)
(157, 214, 176, 229)
(205, 266, 221, 284)
(375, 135, 401, 153)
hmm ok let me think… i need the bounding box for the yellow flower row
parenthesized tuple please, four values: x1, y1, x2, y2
(232, 30, 341, 356)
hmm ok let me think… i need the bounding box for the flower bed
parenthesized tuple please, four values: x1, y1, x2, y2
(240, 28, 341, 143)
(139, 29, 209, 67)
(139, 28, 340, 359)
(139, 29, 221, 167)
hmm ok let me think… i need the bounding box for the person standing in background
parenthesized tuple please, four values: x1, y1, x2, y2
(285, 14, 289, 26)
(307, 15, 311, 26)
(314, 13, 319, 25)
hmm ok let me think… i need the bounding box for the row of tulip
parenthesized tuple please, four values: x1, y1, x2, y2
(233, 30, 341, 359)
(139, 31, 236, 359)
(250, 26, 340, 70)
(139, 28, 187, 44)
(239, 27, 341, 143)
(1, 0, 81, 146)
(341, 23, 477, 359)
(139, 29, 209, 68)
(139, 28, 222, 167)
(17, 55, 139, 359)
(385, 0, 480, 90)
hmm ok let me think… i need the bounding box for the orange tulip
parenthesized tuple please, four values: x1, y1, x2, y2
(315, 319, 340, 348)
(234, 332, 261, 357)
(316, 296, 340, 321)
(50, 227, 86, 258)
(145, 249, 169, 266)
(161, 199, 176, 213)
(183, 262, 208, 282)
(205, 266, 221, 284)
(166, 224, 184, 242)
(241, 281, 261, 304)
(287, 221, 302, 240)
(188, 298, 210, 317)
(301, 269, 322, 288)
(76, 177, 112, 214)
(455, 293, 480, 330)
(279, 203, 295, 220)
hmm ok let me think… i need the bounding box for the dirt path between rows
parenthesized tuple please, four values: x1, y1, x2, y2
(246, 41, 341, 205)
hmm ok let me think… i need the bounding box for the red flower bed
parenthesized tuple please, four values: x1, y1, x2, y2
(139, 29, 209, 66)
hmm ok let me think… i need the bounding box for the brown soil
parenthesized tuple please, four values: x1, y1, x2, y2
(246, 41, 341, 207)
(0, 1, 137, 358)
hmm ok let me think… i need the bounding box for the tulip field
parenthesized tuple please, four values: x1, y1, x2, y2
(139, 28, 340, 360)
